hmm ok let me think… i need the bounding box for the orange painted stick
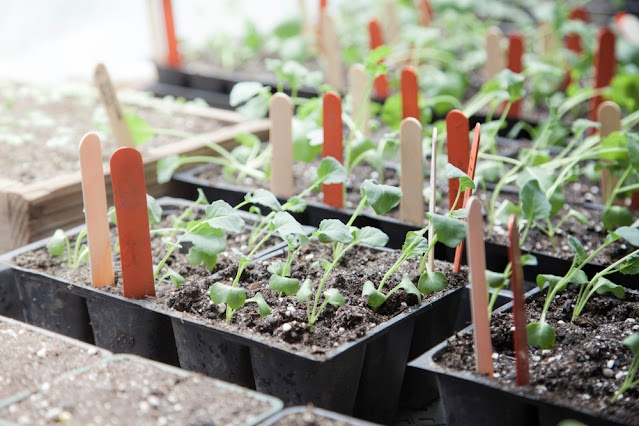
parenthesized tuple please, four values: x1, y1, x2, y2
(401, 65, 419, 120)
(508, 214, 530, 386)
(589, 28, 616, 123)
(79, 133, 114, 288)
(565, 7, 589, 54)
(111, 148, 155, 299)
(446, 110, 469, 211)
(162, 0, 180, 67)
(453, 123, 481, 273)
(507, 32, 524, 119)
(322, 91, 343, 208)
(369, 19, 390, 100)
(416, 0, 434, 26)
(467, 196, 494, 378)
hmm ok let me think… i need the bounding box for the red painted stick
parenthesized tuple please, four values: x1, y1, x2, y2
(446, 110, 469, 211)
(162, 0, 180, 67)
(508, 214, 530, 386)
(416, 0, 434, 26)
(507, 32, 524, 119)
(369, 19, 390, 100)
(401, 65, 419, 120)
(322, 91, 343, 208)
(453, 123, 481, 273)
(565, 7, 589, 54)
(111, 148, 155, 299)
(589, 28, 616, 123)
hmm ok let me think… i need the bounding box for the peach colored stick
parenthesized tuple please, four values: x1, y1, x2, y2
(466, 196, 494, 378)
(428, 128, 437, 272)
(78, 133, 114, 288)
(589, 28, 616, 124)
(94, 63, 135, 149)
(507, 32, 524, 119)
(368, 19, 390, 100)
(111, 148, 155, 299)
(508, 214, 530, 386)
(416, 0, 433, 26)
(320, 13, 344, 92)
(453, 123, 481, 273)
(384, 0, 401, 45)
(401, 65, 419, 120)
(446, 110, 469, 211)
(400, 118, 424, 225)
(163, 0, 180, 67)
(322, 91, 343, 208)
(598, 102, 622, 205)
(484, 27, 504, 82)
(269, 93, 294, 198)
(348, 64, 370, 137)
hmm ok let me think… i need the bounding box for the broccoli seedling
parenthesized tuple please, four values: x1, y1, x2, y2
(611, 333, 639, 404)
(46, 228, 89, 269)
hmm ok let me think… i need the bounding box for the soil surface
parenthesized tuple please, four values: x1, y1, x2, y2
(435, 287, 639, 425)
(269, 405, 362, 426)
(0, 356, 275, 425)
(0, 82, 225, 184)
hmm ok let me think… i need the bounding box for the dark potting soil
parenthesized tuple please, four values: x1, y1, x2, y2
(156, 239, 467, 358)
(435, 287, 639, 425)
(0, 357, 274, 425)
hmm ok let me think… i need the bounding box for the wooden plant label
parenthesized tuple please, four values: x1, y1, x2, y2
(400, 118, 424, 225)
(298, 0, 311, 42)
(79, 133, 114, 288)
(401, 65, 419, 120)
(348, 64, 370, 137)
(485, 27, 504, 82)
(466, 196, 494, 378)
(565, 7, 589, 54)
(322, 91, 343, 208)
(453, 123, 481, 273)
(428, 128, 437, 272)
(94, 63, 135, 149)
(146, 0, 167, 64)
(507, 33, 524, 118)
(269, 93, 294, 197)
(589, 28, 616, 123)
(416, 0, 433, 26)
(368, 19, 390, 100)
(320, 13, 344, 92)
(598, 101, 622, 205)
(162, 0, 181, 67)
(508, 214, 530, 386)
(446, 110, 469, 211)
(110, 148, 155, 299)
(384, 0, 401, 45)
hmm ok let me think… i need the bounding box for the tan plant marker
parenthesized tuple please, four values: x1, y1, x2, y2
(348, 64, 370, 137)
(78, 133, 114, 288)
(484, 27, 504, 82)
(269, 93, 294, 198)
(384, 0, 401, 44)
(399, 118, 424, 225)
(428, 128, 437, 272)
(94, 63, 135, 149)
(466, 196, 494, 378)
(320, 13, 344, 92)
(598, 101, 622, 205)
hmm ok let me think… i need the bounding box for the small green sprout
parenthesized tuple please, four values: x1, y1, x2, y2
(611, 333, 639, 404)
(46, 228, 89, 269)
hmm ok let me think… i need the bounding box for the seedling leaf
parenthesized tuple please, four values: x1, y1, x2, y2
(165, 268, 185, 286)
(426, 213, 466, 248)
(271, 211, 305, 236)
(361, 179, 402, 215)
(536, 274, 562, 290)
(187, 247, 218, 269)
(125, 113, 154, 146)
(402, 232, 429, 258)
(418, 271, 448, 294)
(354, 226, 389, 247)
(184, 226, 226, 256)
(567, 235, 586, 264)
(363, 281, 388, 308)
(623, 333, 639, 353)
(314, 156, 347, 186)
(46, 229, 67, 256)
(147, 195, 162, 225)
(593, 277, 625, 299)
(399, 274, 422, 304)
(521, 254, 538, 266)
(520, 180, 551, 220)
(157, 154, 181, 184)
(296, 278, 313, 303)
(603, 206, 633, 230)
(245, 189, 282, 212)
(230, 81, 268, 107)
(247, 292, 271, 317)
(613, 226, 639, 247)
(283, 196, 307, 213)
(485, 270, 509, 289)
(316, 219, 354, 244)
(527, 322, 556, 349)
(445, 164, 475, 191)
(210, 282, 246, 310)
(620, 255, 639, 275)
(269, 274, 300, 296)
(323, 288, 345, 306)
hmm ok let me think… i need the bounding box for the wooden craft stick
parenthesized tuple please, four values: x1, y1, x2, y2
(320, 13, 344, 92)
(467, 196, 494, 378)
(348, 64, 370, 137)
(146, 0, 166, 64)
(94, 63, 135, 149)
(78, 133, 114, 288)
(298, 0, 311, 42)
(485, 27, 504, 82)
(508, 214, 530, 386)
(384, 0, 401, 45)
(269, 93, 294, 198)
(446, 110, 469, 211)
(589, 28, 616, 123)
(400, 118, 425, 225)
(322, 91, 343, 208)
(401, 65, 420, 120)
(368, 19, 390, 100)
(162, 0, 181, 67)
(428, 128, 437, 272)
(565, 7, 589, 54)
(110, 148, 155, 299)
(598, 102, 622, 205)
(507, 32, 524, 119)
(453, 123, 481, 273)
(416, 0, 433, 26)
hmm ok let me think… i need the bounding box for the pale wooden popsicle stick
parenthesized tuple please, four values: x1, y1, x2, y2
(400, 118, 425, 225)
(508, 214, 530, 386)
(146, 0, 167, 65)
(320, 13, 344, 92)
(598, 101, 622, 205)
(269, 93, 294, 197)
(484, 27, 504, 83)
(466, 196, 494, 378)
(94, 63, 135, 149)
(111, 147, 155, 299)
(78, 133, 114, 288)
(384, 0, 401, 45)
(348, 64, 370, 137)
(428, 128, 437, 272)
(298, 0, 312, 43)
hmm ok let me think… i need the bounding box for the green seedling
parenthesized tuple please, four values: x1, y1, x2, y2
(611, 333, 639, 404)
(46, 228, 89, 269)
